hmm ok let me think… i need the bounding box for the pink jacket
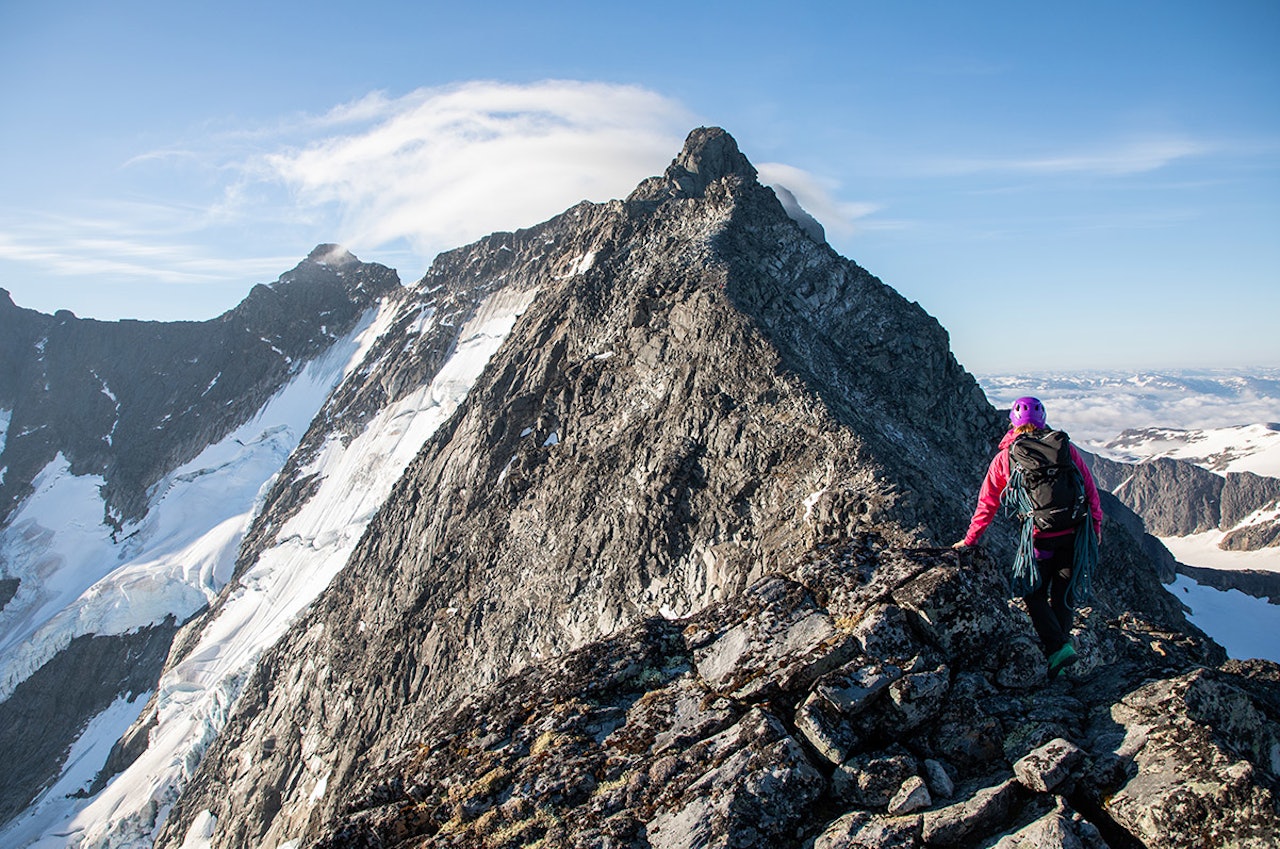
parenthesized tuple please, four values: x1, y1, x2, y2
(962, 429, 1103, 547)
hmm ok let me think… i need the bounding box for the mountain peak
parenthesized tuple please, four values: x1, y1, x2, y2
(630, 126, 758, 201)
(305, 243, 359, 267)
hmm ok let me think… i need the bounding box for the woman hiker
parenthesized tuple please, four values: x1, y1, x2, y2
(953, 396, 1103, 678)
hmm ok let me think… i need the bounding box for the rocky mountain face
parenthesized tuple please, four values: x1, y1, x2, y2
(146, 128, 998, 847)
(5, 129, 1278, 849)
(1089, 454, 1280, 548)
(0, 246, 398, 527)
(129, 129, 1279, 849)
(0, 248, 397, 830)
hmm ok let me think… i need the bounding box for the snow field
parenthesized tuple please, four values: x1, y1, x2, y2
(0, 306, 387, 704)
(1159, 531, 1280, 574)
(1170, 574, 1280, 663)
(1101, 423, 1280, 478)
(0, 692, 153, 849)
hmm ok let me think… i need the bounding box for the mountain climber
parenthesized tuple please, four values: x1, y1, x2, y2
(952, 396, 1103, 678)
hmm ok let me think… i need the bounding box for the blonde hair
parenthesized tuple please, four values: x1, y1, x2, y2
(1011, 423, 1041, 435)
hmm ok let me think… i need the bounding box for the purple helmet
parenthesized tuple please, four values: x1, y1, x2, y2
(1009, 396, 1046, 428)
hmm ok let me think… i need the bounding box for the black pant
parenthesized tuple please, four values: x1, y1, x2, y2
(1024, 532, 1075, 655)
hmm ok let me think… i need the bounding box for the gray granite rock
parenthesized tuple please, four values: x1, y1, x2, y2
(1013, 737, 1085, 793)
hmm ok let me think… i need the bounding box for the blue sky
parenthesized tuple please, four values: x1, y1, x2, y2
(1, 0, 1276, 373)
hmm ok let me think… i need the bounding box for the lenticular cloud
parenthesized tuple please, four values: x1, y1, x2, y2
(265, 81, 694, 260)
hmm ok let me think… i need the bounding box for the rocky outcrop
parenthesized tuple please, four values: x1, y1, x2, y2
(0, 246, 398, 526)
(298, 533, 1272, 849)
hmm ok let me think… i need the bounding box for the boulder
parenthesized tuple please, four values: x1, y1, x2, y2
(920, 777, 1022, 846)
(1013, 738, 1085, 793)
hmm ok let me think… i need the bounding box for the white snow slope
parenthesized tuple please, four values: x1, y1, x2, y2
(0, 284, 538, 849)
(0, 307, 386, 703)
(0, 304, 388, 847)
(1100, 423, 1280, 478)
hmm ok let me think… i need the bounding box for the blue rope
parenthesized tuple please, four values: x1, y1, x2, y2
(1001, 466, 1040, 596)
(1068, 514, 1097, 606)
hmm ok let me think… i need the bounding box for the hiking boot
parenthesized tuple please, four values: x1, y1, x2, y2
(1048, 642, 1078, 678)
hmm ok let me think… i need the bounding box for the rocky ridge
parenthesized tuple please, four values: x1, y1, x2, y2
(146, 129, 1280, 849)
(307, 537, 1277, 849)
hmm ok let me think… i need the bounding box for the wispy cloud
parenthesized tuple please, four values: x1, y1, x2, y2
(259, 80, 696, 258)
(934, 136, 1212, 177)
(755, 162, 882, 237)
(0, 215, 295, 285)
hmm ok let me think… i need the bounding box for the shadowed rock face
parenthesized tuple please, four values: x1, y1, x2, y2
(1086, 452, 1280, 603)
(146, 129, 1277, 849)
(1088, 453, 1280, 547)
(0, 619, 178, 825)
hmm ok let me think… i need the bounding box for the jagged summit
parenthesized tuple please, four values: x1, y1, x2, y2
(629, 126, 759, 201)
(304, 242, 361, 267)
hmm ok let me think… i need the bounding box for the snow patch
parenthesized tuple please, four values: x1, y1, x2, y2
(803, 490, 824, 523)
(178, 810, 217, 849)
(1159, 532, 1280, 574)
(1170, 574, 1280, 663)
(308, 771, 330, 803)
(543, 431, 560, 447)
